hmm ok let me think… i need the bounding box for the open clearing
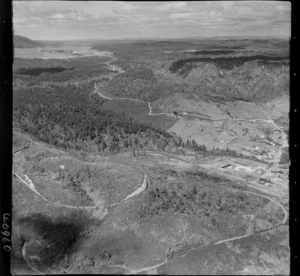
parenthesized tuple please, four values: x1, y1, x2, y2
(12, 131, 289, 274)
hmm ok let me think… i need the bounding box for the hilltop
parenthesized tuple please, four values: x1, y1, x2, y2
(14, 35, 44, 48)
(12, 131, 289, 274)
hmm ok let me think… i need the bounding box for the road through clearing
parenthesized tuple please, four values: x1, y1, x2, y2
(12, 54, 288, 274)
(13, 171, 98, 210)
(95, 56, 288, 169)
(13, 138, 288, 275)
(13, 136, 288, 227)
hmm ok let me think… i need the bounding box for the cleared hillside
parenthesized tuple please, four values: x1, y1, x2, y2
(12, 132, 289, 274)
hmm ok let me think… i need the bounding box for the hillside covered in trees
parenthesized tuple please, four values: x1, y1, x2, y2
(13, 57, 111, 84)
(92, 39, 289, 103)
(13, 83, 265, 162)
(13, 84, 184, 153)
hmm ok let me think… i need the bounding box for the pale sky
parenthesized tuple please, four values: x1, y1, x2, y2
(13, 1, 291, 40)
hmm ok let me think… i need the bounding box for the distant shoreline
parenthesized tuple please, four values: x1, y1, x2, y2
(14, 46, 112, 60)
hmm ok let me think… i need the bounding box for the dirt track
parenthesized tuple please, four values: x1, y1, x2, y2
(13, 139, 146, 210)
(13, 138, 288, 274)
(12, 54, 288, 274)
(95, 55, 288, 168)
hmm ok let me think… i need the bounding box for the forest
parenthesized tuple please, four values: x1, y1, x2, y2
(13, 57, 111, 83)
(13, 83, 184, 153)
(13, 80, 252, 160)
(13, 38, 289, 158)
(192, 50, 236, 55)
(169, 54, 289, 73)
(138, 168, 264, 227)
(91, 40, 289, 104)
(15, 67, 70, 76)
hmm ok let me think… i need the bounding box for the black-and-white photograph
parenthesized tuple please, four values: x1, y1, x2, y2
(11, 1, 290, 274)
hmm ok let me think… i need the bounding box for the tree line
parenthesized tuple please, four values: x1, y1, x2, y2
(169, 54, 289, 73)
(13, 84, 189, 153)
(14, 82, 265, 162)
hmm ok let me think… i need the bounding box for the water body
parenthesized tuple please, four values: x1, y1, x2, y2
(15, 46, 111, 59)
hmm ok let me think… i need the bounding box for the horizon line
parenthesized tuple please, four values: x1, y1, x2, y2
(16, 34, 290, 42)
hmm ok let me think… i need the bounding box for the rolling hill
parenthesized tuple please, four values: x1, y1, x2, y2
(14, 35, 44, 48)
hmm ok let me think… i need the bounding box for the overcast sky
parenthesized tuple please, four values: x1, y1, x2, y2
(13, 1, 291, 40)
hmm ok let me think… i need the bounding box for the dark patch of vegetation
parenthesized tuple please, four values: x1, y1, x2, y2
(184, 170, 227, 183)
(170, 55, 289, 73)
(122, 66, 156, 82)
(229, 97, 251, 102)
(192, 50, 236, 55)
(15, 67, 70, 76)
(134, 40, 188, 46)
(13, 84, 185, 153)
(96, 71, 161, 102)
(57, 166, 93, 201)
(139, 167, 267, 223)
(218, 46, 245, 50)
(253, 39, 272, 44)
(258, 177, 272, 184)
(13, 132, 31, 154)
(257, 59, 290, 68)
(279, 147, 289, 164)
(185, 140, 265, 163)
(139, 181, 256, 224)
(13, 56, 110, 83)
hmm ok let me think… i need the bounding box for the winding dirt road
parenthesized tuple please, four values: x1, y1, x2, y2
(94, 83, 287, 168)
(13, 139, 148, 211)
(13, 54, 288, 274)
(13, 171, 98, 210)
(98, 54, 289, 167)
(13, 138, 288, 275)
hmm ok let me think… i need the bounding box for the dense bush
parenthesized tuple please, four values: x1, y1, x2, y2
(13, 39, 289, 155)
(170, 55, 289, 73)
(15, 67, 70, 76)
(192, 50, 236, 55)
(13, 84, 184, 153)
(92, 41, 289, 104)
(13, 56, 111, 83)
(139, 181, 253, 225)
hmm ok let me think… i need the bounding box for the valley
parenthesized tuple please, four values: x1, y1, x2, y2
(12, 36, 289, 275)
(94, 52, 289, 193)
